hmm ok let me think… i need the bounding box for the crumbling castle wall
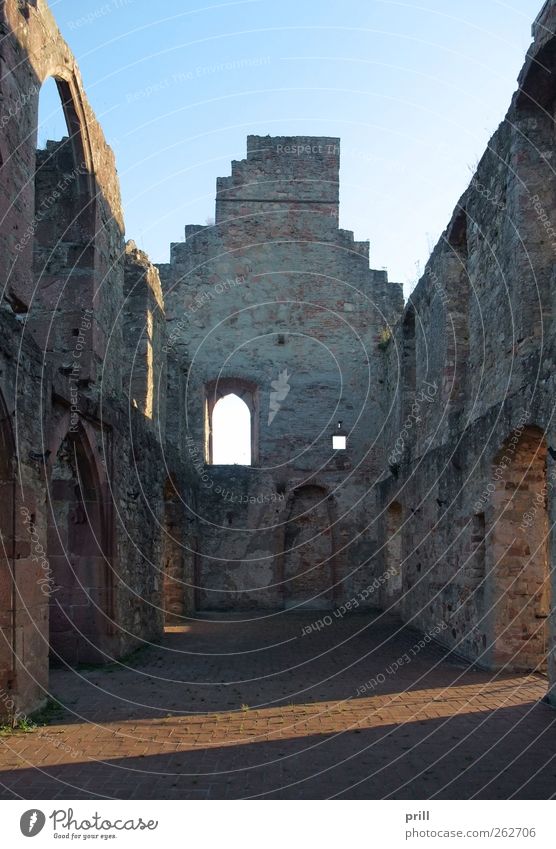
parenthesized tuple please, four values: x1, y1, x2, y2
(160, 135, 403, 609)
(0, 0, 182, 717)
(2, 0, 556, 719)
(377, 0, 556, 704)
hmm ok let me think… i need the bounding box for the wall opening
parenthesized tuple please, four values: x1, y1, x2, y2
(443, 208, 470, 409)
(31, 77, 94, 362)
(212, 394, 251, 465)
(447, 207, 468, 258)
(461, 513, 487, 644)
(0, 391, 15, 706)
(401, 306, 416, 432)
(205, 379, 258, 465)
(332, 435, 347, 450)
(282, 485, 334, 610)
(48, 432, 111, 667)
(487, 427, 551, 672)
(470, 512, 486, 585)
(37, 76, 69, 150)
(384, 501, 403, 608)
(162, 477, 186, 625)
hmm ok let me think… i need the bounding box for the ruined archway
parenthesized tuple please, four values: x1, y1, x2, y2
(486, 426, 551, 672)
(0, 1, 125, 383)
(48, 430, 111, 666)
(30, 76, 96, 372)
(0, 390, 15, 704)
(282, 485, 334, 610)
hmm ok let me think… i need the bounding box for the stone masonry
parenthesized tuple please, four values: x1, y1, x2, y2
(158, 135, 402, 610)
(0, 0, 555, 730)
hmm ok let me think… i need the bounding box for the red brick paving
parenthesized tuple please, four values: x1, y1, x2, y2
(0, 612, 555, 799)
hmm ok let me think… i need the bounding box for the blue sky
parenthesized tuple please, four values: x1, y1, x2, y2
(41, 0, 543, 296)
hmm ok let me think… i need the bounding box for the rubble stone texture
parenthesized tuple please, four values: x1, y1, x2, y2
(160, 135, 402, 610)
(0, 0, 555, 733)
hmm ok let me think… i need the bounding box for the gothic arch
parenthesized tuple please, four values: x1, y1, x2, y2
(1, 0, 124, 314)
(204, 377, 259, 464)
(5, 0, 121, 205)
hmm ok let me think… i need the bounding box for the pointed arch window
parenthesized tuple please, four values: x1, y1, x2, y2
(205, 379, 258, 465)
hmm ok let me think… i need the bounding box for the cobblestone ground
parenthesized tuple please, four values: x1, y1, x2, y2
(0, 613, 554, 799)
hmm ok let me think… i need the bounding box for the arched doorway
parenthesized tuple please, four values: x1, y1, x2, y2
(48, 431, 111, 666)
(487, 426, 551, 672)
(0, 391, 15, 705)
(282, 485, 334, 610)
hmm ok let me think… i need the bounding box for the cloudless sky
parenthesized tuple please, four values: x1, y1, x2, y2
(40, 0, 544, 297)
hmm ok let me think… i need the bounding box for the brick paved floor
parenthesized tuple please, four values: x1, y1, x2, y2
(0, 612, 555, 799)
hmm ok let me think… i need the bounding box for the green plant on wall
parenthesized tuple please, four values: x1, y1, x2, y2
(378, 327, 393, 351)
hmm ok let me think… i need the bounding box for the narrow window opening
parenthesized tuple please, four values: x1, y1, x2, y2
(333, 421, 347, 451)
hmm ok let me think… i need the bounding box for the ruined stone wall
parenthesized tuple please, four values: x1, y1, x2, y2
(3, 0, 555, 717)
(123, 241, 167, 432)
(0, 0, 182, 717)
(0, 306, 50, 716)
(161, 135, 403, 610)
(0, 0, 125, 396)
(377, 2, 556, 704)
